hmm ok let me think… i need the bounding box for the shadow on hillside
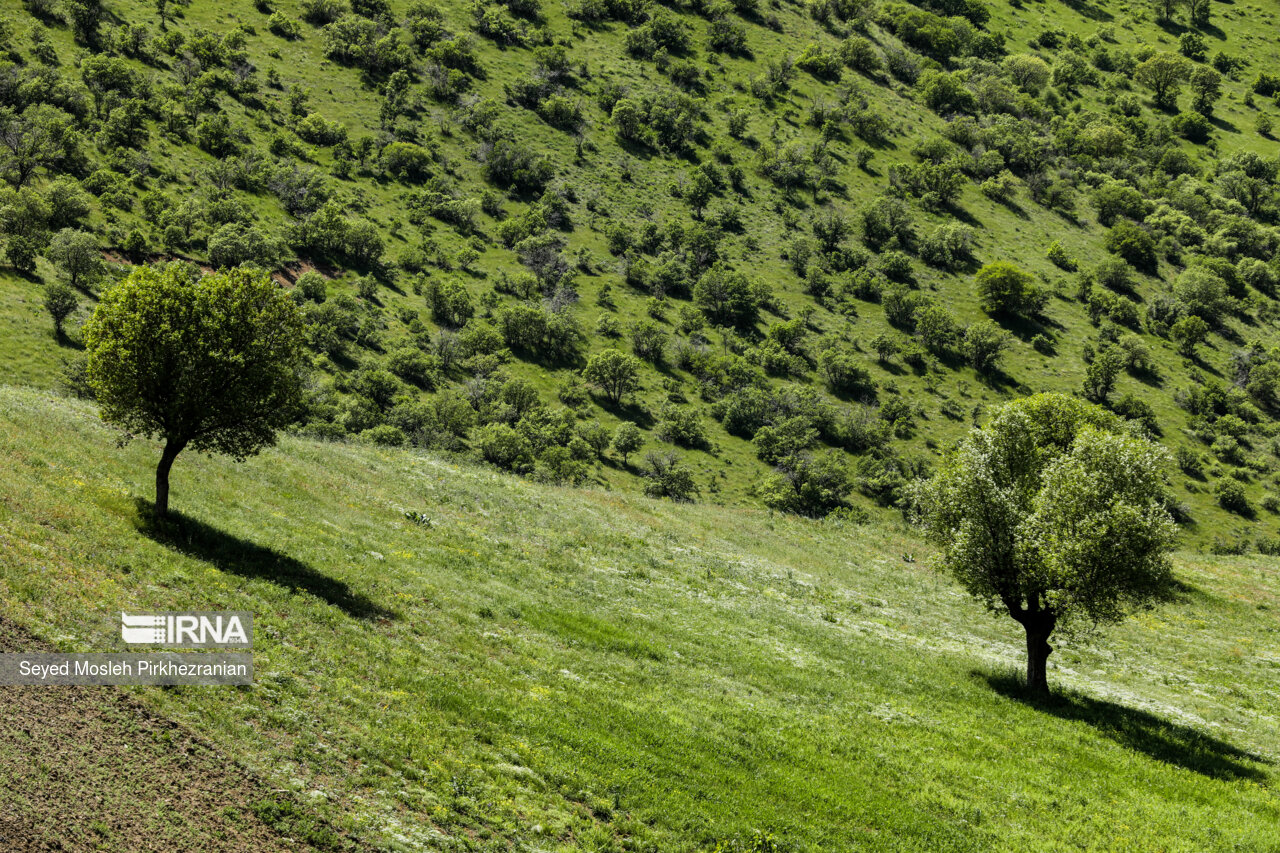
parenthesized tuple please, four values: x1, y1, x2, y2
(134, 501, 398, 621)
(983, 671, 1270, 782)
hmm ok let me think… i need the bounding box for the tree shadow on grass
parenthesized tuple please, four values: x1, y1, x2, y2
(134, 501, 398, 621)
(982, 670, 1270, 782)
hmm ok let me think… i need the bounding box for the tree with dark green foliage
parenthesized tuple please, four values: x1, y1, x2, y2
(582, 349, 642, 405)
(1084, 346, 1124, 403)
(641, 450, 699, 501)
(612, 421, 643, 464)
(42, 280, 78, 339)
(974, 261, 1043, 317)
(693, 263, 760, 327)
(911, 394, 1178, 695)
(1135, 53, 1191, 111)
(82, 264, 307, 516)
(45, 228, 101, 290)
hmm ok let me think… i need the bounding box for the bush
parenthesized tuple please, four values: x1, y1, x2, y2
(1046, 240, 1076, 271)
(759, 452, 851, 516)
(1104, 220, 1157, 271)
(207, 222, 276, 269)
(612, 421, 643, 463)
(1214, 478, 1251, 515)
(859, 196, 914, 250)
(582, 349, 642, 404)
(474, 423, 535, 472)
(963, 320, 1011, 375)
(818, 346, 876, 397)
(631, 320, 669, 364)
(694, 264, 760, 327)
(1174, 267, 1231, 323)
(974, 261, 1043, 317)
(641, 450, 699, 501)
(656, 405, 709, 449)
(919, 223, 974, 270)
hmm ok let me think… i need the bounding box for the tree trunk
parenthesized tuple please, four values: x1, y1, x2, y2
(1022, 613, 1056, 697)
(154, 439, 183, 517)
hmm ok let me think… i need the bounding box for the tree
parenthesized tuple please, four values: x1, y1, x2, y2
(1188, 0, 1211, 27)
(82, 264, 306, 516)
(693, 264, 760, 327)
(641, 450, 699, 501)
(1002, 54, 1050, 93)
(207, 222, 277, 269)
(612, 421, 643, 464)
(1083, 346, 1124, 403)
(975, 261, 1043, 317)
(1189, 66, 1221, 117)
(1171, 315, 1209, 358)
(43, 280, 78, 339)
(0, 106, 69, 187)
(45, 228, 101, 290)
(911, 394, 1177, 695)
(582, 349, 642, 405)
(963, 320, 1011, 375)
(1135, 53, 1191, 111)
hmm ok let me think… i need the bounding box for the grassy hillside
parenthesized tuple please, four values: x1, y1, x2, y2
(6, 0, 1280, 544)
(1, 386, 1277, 851)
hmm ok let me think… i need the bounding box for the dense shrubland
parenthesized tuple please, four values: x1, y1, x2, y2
(4, 0, 1280, 546)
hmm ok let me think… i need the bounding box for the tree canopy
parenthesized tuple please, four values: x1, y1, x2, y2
(910, 393, 1178, 694)
(83, 263, 307, 515)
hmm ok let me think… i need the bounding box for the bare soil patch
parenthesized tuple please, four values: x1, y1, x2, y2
(0, 616, 360, 852)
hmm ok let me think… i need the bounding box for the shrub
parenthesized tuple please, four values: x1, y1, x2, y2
(818, 347, 876, 397)
(582, 349, 642, 404)
(760, 452, 851, 516)
(641, 450, 699, 500)
(920, 223, 974, 270)
(612, 421, 643, 463)
(1104, 220, 1157, 271)
(656, 405, 709, 449)
(1174, 267, 1231, 323)
(207, 222, 276, 269)
(694, 264, 760, 327)
(631, 320, 669, 364)
(974, 261, 1043, 317)
(1214, 478, 1250, 515)
(963, 320, 1011, 375)
(1046, 240, 1076, 271)
(474, 423, 534, 472)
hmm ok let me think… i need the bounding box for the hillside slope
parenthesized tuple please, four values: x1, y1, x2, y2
(6, 0, 1280, 543)
(1, 386, 1277, 851)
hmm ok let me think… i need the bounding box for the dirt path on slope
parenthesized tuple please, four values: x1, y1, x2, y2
(0, 615, 363, 853)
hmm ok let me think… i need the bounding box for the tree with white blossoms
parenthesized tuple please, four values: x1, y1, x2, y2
(910, 393, 1178, 695)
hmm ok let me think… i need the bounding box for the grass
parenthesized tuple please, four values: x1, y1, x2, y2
(0, 384, 1276, 851)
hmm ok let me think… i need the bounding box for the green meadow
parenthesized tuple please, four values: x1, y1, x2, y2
(1, 385, 1275, 851)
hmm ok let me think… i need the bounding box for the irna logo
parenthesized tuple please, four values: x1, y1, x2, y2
(121, 612, 253, 648)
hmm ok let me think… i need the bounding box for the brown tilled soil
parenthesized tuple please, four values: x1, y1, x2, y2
(0, 616, 359, 852)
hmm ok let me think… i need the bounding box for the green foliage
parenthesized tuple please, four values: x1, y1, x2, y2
(45, 228, 101, 290)
(82, 263, 306, 514)
(582, 349, 641, 404)
(974, 261, 1043, 317)
(42, 280, 79, 337)
(911, 394, 1178, 691)
(640, 449, 699, 500)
